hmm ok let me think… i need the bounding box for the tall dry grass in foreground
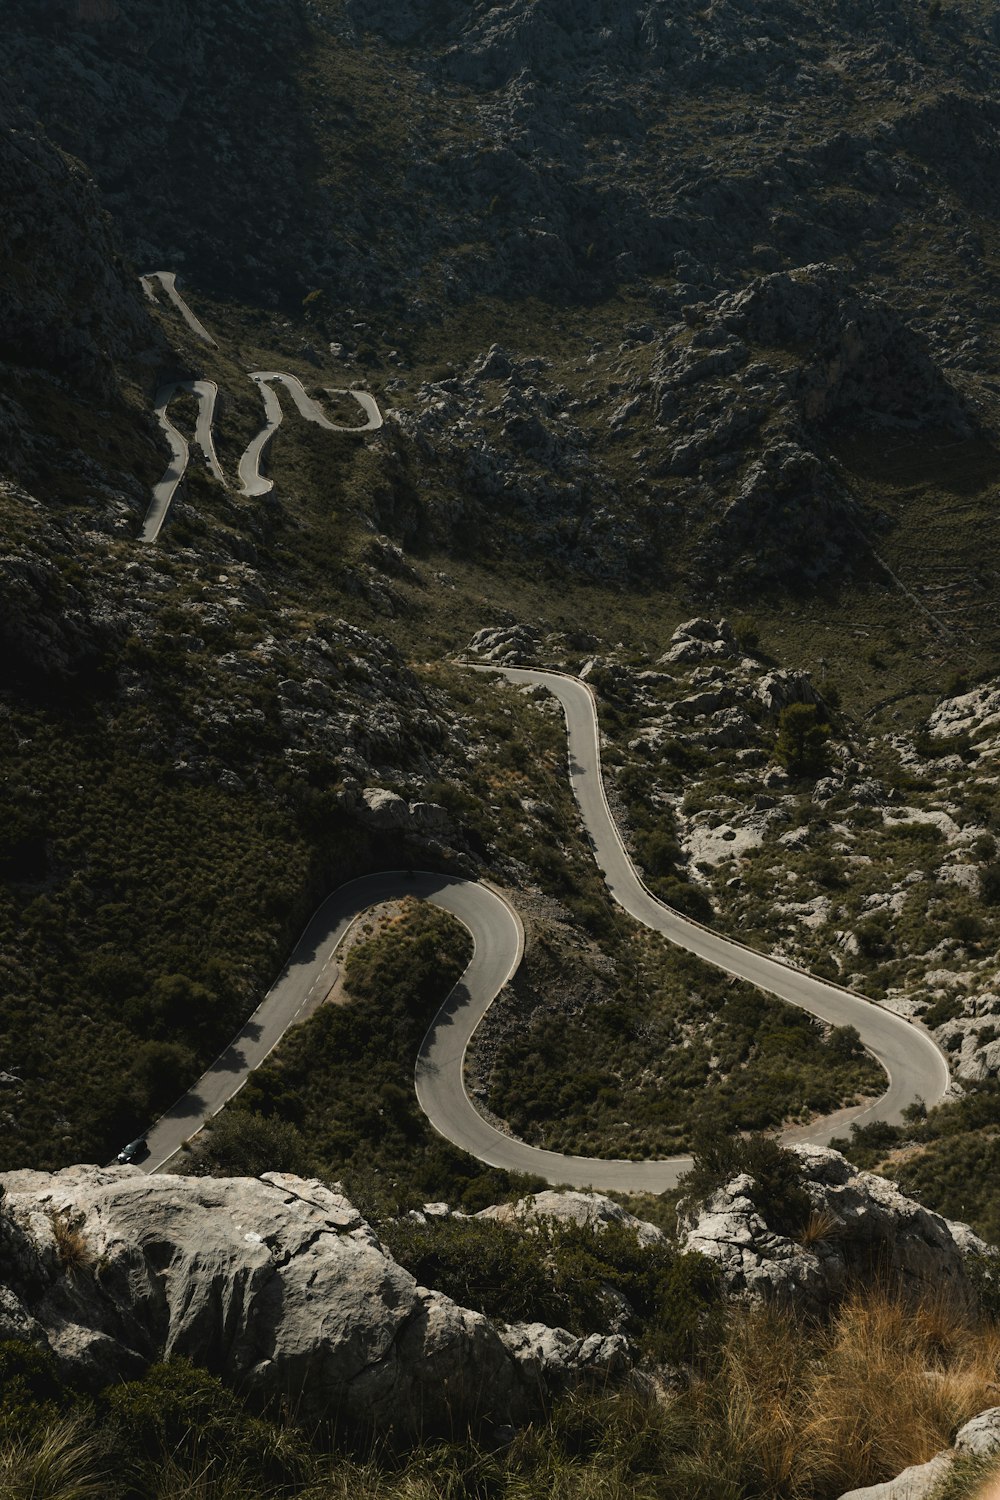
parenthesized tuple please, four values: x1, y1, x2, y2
(689, 1288, 1000, 1499)
(0, 1415, 108, 1500)
(5, 1288, 1000, 1500)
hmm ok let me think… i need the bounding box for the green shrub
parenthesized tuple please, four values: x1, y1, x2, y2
(380, 1214, 722, 1363)
(922, 994, 964, 1030)
(651, 875, 713, 922)
(636, 827, 683, 878)
(0, 1341, 71, 1437)
(829, 1119, 904, 1171)
(101, 1359, 307, 1494)
(681, 1130, 811, 1238)
(773, 704, 831, 779)
(197, 1110, 314, 1178)
(344, 898, 472, 1011)
(856, 918, 894, 961)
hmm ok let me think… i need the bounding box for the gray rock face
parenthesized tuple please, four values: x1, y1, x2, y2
(467, 623, 543, 664)
(649, 265, 970, 589)
(659, 618, 740, 666)
(955, 1406, 1000, 1457)
(498, 1322, 630, 1392)
(0, 1167, 626, 1431)
(681, 1146, 994, 1313)
(757, 669, 821, 717)
(929, 681, 1000, 753)
(355, 787, 450, 836)
(360, 787, 412, 830)
(834, 1452, 953, 1500)
(478, 1189, 665, 1247)
(834, 1407, 1000, 1499)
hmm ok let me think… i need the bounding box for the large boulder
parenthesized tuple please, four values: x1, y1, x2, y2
(466, 623, 542, 664)
(757, 669, 821, 717)
(354, 787, 450, 836)
(681, 1146, 994, 1314)
(478, 1189, 665, 1247)
(658, 617, 740, 666)
(0, 1167, 625, 1432)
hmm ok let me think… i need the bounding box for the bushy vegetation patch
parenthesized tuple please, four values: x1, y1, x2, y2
(0, 700, 318, 1169)
(194, 899, 543, 1211)
(3, 1283, 1000, 1499)
(680, 1130, 812, 1239)
(379, 1214, 723, 1364)
(833, 1080, 1000, 1244)
(484, 929, 881, 1158)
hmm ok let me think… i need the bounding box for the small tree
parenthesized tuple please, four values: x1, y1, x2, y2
(774, 702, 831, 778)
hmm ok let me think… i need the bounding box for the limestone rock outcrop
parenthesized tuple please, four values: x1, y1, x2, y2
(658, 618, 741, 667)
(498, 1321, 631, 1392)
(466, 624, 543, 665)
(354, 787, 450, 835)
(681, 1146, 994, 1313)
(835, 1407, 1000, 1499)
(0, 1166, 627, 1432)
(478, 1189, 665, 1247)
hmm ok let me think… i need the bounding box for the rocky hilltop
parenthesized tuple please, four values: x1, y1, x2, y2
(0, 1165, 626, 1432)
(0, 1150, 991, 1437)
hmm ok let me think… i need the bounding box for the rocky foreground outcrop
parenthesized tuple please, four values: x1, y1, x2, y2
(0, 1153, 996, 1438)
(0, 1167, 626, 1433)
(682, 1145, 994, 1313)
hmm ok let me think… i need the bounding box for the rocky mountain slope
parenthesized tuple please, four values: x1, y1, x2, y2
(3, 0, 1000, 1375)
(0, 1150, 988, 1425)
(6, 0, 1000, 599)
(5, 1150, 1000, 1500)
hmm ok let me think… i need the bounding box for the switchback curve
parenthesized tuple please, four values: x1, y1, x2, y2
(143, 669, 950, 1192)
(238, 372, 384, 497)
(141, 380, 222, 545)
(140, 271, 217, 347)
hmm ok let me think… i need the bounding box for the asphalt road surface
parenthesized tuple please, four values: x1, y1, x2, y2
(140, 380, 222, 544)
(238, 373, 384, 497)
(143, 872, 480, 1171)
(141, 668, 949, 1192)
(140, 271, 217, 347)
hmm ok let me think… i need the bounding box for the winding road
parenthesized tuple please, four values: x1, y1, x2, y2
(141, 380, 223, 545)
(140, 271, 217, 347)
(143, 668, 949, 1189)
(238, 372, 385, 497)
(139, 274, 384, 536)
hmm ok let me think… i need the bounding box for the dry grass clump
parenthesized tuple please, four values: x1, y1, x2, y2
(0, 1416, 108, 1500)
(805, 1290, 1000, 1493)
(797, 1205, 843, 1248)
(684, 1287, 1000, 1499)
(3, 1286, 1000, 1500)
(48, 1210, 93, 1275)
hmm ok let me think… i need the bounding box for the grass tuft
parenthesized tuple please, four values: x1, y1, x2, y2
(0, 1415, 108, 1500)
(48, 1211, 92, 1276)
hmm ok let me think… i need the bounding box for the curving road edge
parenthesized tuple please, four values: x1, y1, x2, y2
(139, 273, 384, 532)
(141, 380, 223, 545)
(141, 271, 218, 347)
(238, 373, 384, 497)
(143, 667, 950, 1193)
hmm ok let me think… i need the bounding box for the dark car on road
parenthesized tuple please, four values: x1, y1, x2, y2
(116, 1136, 149, 1165)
